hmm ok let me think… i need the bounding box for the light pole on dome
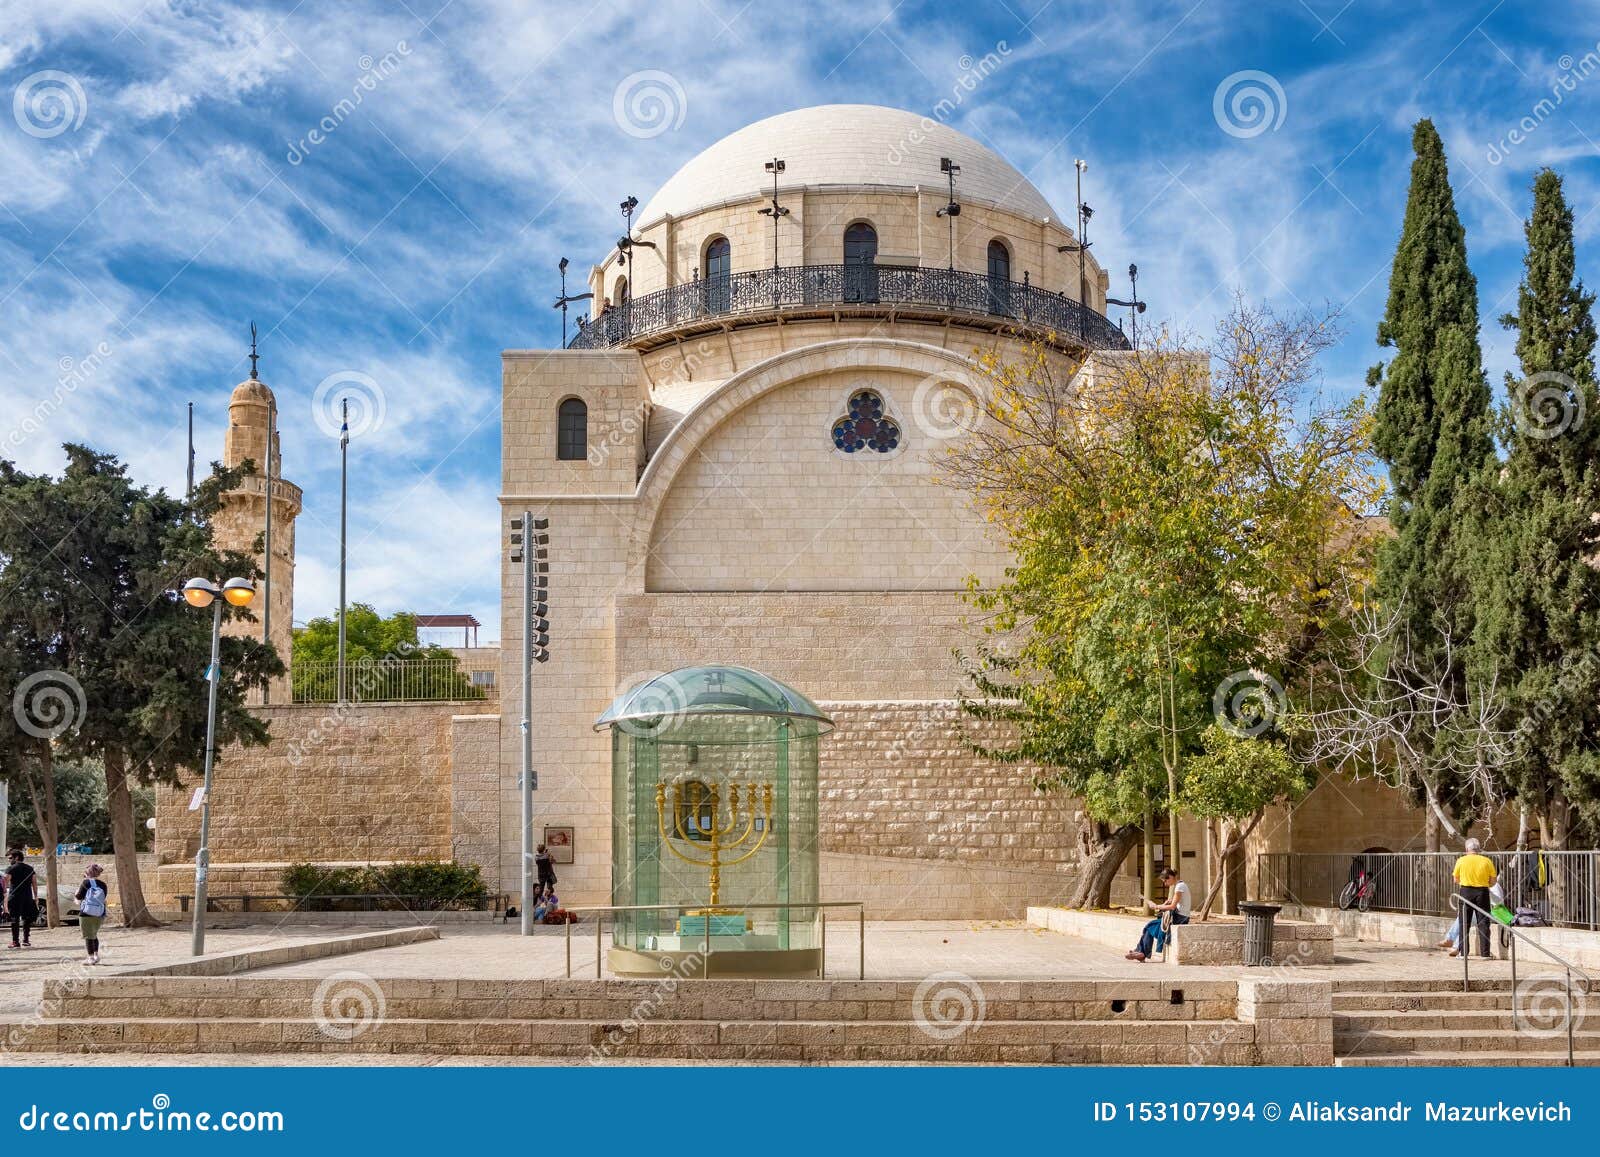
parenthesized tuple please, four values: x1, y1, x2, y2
(181, 575, 256, 956)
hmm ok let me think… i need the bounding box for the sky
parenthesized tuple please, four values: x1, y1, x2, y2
(2, 0, 1598, 641)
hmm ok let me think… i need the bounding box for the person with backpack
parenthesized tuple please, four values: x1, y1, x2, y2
(535, 844, 558, 891)
(76, 863, 110, 965)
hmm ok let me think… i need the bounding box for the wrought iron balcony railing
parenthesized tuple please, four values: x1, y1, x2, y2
(567, 263, 1132, 352)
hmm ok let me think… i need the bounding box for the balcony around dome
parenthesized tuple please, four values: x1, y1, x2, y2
(567, 263, 1131, 355)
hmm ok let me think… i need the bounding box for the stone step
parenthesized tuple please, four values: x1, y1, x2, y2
(1336, 1051, 1600, 1068)
(1333, 978, 1513, 994)
(1333, 992, 1516, 1012)
(1334, 1009, 1518, 1032)
(1334, 1027, 1600, 1057)
(9, 1017, 1258, 1065)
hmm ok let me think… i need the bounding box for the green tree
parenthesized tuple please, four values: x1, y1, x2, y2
(1367, 118, 1498, 834)
(6, 759, 155, 852)
(1473, 168, 1600, 848)
(292, 604, 476, 702)
(1179, 726, 1309, 917)
(0, 448, 282, 926)
(950, 303, 1380, 907)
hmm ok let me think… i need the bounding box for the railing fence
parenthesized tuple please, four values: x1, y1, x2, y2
(1258, 850, 1600, 931)
(291, 659, 493, 704)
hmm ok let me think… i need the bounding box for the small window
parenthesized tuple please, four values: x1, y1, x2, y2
(615, 276, 629, 306)
(831, 388, 901, 454)
(557, 397, 587, 461)
(470, 669, 496, 687)
(987, 239, 1011, 281)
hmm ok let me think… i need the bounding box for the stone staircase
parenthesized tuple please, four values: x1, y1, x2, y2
(8, 975, 1323, 1064)
(1333, 978, 1600, 1067)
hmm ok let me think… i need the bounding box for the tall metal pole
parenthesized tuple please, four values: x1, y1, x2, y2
(520, 508, 534, 935)
(186, 402, 194, 502)
(191, 599, 223, 956)
(1076, 160, 1087, 342)
(262, 392, 274, 704)
(337, 397, 348, 705)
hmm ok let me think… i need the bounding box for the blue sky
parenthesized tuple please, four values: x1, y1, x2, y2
(2, 0, 1598, 639)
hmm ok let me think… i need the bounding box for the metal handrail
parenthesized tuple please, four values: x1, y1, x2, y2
(1450, 892, 1593, 1066)
(568, 263, 1131, 352)
(557, 901, 865, 980)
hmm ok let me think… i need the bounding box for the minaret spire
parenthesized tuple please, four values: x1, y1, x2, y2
(248, 320, 260, 381)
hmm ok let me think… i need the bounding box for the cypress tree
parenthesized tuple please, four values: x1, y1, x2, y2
(1475, 168, 1600, 847)
(1368, 119, 1496, 828)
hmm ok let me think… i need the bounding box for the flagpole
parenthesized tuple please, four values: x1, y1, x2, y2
(337, 397, 348, 705)
(186, 402, 194, 502)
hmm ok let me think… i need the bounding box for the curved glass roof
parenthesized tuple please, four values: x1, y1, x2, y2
(595, 665, 833, 736)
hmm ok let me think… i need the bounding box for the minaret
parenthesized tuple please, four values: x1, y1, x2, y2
(215, 329, 302, 703)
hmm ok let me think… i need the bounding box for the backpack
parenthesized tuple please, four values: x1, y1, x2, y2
(80, 880, 106, 919)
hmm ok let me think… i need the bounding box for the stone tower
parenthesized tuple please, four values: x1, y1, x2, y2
(214, 366, 302, 702)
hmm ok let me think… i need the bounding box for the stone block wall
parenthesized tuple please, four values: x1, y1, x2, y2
(151, 702, 483, 903)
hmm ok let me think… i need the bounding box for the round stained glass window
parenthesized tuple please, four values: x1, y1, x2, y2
(830, 389, 901, 454)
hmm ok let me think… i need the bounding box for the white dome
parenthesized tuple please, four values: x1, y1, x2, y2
(638, 105, 1059, 224)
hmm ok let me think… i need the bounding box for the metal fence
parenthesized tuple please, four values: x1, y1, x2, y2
(291, 659, 492, 704)
(1258, 850, 1600, 931)
(568, 263, 1133, 352)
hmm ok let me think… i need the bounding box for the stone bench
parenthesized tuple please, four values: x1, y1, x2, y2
(1026, 905, 1334, 966)
(1169, 919, 1333, 966)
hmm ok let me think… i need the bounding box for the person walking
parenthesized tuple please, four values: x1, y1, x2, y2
(1126, 867, 1190, 962)
(1451, 838, 1497, 959)
(76, 864, 110, 965)
(5, 851, 40, 948)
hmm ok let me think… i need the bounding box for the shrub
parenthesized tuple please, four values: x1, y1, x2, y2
(280, 861, 488, 910)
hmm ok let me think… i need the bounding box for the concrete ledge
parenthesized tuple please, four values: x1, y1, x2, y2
(1284, 903, 1600, 972)
(106, 926, 440, 978)
(1026, 905, 1333, 966)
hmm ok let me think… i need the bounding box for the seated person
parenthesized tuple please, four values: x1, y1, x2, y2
(1126, 868, 1190, 962)
(532, 888, 556, 922)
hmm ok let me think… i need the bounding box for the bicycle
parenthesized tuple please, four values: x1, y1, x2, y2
(1336, 858, 1375, 912)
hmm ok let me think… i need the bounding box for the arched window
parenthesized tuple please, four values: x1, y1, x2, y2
(843, 222, 878, 303)
(704, 236, 731, 313)
(987, 239, 1012, 316)
(557, 397, 587, 461)
(615, 276, 629, 307)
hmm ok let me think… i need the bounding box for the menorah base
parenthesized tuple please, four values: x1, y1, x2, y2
(677, 913, 750, 938)
(608, 944, 823, 979)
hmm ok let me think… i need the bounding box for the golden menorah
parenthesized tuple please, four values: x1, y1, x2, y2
(655, 780, 773, 910)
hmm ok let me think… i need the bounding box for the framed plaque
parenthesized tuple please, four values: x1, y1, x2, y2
(543, 825, 575, 864)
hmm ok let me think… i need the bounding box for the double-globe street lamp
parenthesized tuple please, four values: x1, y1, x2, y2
(181, 576, 255, 956)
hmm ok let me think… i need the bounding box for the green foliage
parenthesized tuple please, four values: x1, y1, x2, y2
(1472, 167, 1600, 837)
(1368, 119, 1496, 818)
(950, 302, 1378, 829)
(290, 604, 477, 702)
(279, 861, 489, 910)
(1179, 726, 1309, 823)
(5, 760, 155, 852)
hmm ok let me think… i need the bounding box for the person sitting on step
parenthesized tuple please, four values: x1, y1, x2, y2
(1126, 867, 1190, 963)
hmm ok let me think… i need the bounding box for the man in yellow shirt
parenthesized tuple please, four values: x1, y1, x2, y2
(1452, 838, 1498, 959)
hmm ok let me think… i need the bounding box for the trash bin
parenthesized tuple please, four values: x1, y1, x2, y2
(1239, 902, 1281, 967)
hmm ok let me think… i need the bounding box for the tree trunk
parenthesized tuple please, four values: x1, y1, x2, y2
(21, 745, 60, 929)
(103, 747, 159, 928)
(1197, 811, 1265, 920)
(1067, 821, 1141, 909)
(1424, 803, 1440, 852)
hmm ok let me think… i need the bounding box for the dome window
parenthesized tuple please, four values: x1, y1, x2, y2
(830, 388, 900, 454)
(843, 223, 878, 303)
(987, 239, 1013, 315)
(557, 397, 588, 461)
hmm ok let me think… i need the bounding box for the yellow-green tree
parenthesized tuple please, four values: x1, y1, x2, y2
(949, 302, 1381, 908)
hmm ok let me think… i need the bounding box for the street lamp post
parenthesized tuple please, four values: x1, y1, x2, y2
(182, 575, 255, 957)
